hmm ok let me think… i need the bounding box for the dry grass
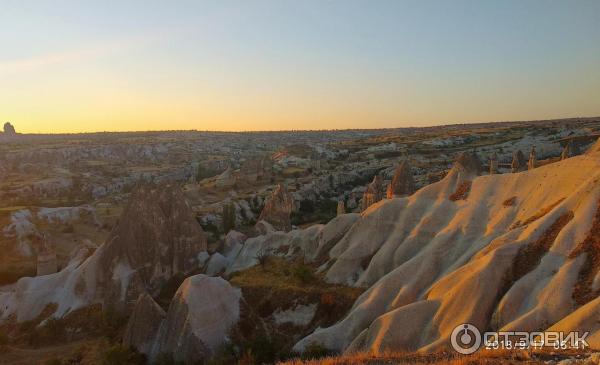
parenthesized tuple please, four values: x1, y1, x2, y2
(279, 348, 587, 365)
(511, 198, 566, 229)
(228, 257, 364, 363)
(229, 257, 363, 300)
(449, 181, 472, 201)
(0, 337, 105, 365)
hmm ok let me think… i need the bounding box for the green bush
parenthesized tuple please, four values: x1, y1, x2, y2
(292, 265, 316, 284)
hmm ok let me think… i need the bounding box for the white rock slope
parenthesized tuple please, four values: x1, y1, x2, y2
(291, 145, 600, 353)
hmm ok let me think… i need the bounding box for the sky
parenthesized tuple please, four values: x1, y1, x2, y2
(1, 0, 599, 133)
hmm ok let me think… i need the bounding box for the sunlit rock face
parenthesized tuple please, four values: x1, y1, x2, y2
(257, 184, 294, 232)
(386, 160, 415, 199)
(361, 175, 384, 211)
(293, 149, 600, 355)
(528, 146, 537, 170)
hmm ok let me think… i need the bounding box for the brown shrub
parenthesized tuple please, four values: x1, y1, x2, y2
(502, 196, 517, 207)
(449, 181, 472, 201)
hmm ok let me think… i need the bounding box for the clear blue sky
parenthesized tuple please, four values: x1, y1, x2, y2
(1, 0, 599, 132)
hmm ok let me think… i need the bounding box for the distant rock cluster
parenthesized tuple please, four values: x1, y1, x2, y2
(2, 122, 16, 135)
(214, 155, 274, 188)
(359, 141, 585, 212)
(257, 184, 294, 232)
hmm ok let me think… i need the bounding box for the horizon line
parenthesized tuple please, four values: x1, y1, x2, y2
(3, 115, 599, 136)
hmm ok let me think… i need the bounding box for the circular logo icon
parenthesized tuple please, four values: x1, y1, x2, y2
(451, 323, 482, 355)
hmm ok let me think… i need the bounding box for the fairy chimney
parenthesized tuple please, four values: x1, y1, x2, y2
(386, 160, 415, 199)
(257, 184, 294, 232)
(361, 175, 384, 211)
(528, 146, 537, 170)
(561, 143, 571, 160)
(511, 150, 526, 172)
(489, 153, 499, 174)
(452, 151, 483, 175)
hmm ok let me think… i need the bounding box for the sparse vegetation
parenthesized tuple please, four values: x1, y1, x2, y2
(281, 348, 592, 365)
(449, 181, 472, 201)
(511, 198, 566, 229)
(502, 196, 517, 207)
(292, 264, 317, 284)
(255, 248, 272, 269)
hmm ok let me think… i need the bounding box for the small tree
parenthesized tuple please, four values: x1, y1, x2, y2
(255, 248, 271, 269)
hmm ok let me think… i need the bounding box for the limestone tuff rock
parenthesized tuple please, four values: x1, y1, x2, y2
(137, 275, 241, 363)
(36, 251, 58, 276)
(386, 160, 415, 199)
(238, 155, 274, 183)
(294, 149, 600, 355)
(561, 143, 571, 160)
(257, 184, 294, 232)
(215, 166, 235, 188)
(452, 151, 483, 175)
(123, 293, 166, 355)
(528, 146, 537, 170)
(511, 150, 527, 172)
(36, 235, 58, 276)
(489, 152, 499, 174)
(0, 183, 208, 322)
(219, 230, 247, 257)
(586, 137, 600, 155)
(227, 212, 360, 274)
(547, 296, 600, 349)
(98, 184, 208, 300)
(361, 175, 384, 211)
(3, 122, 16, 135)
